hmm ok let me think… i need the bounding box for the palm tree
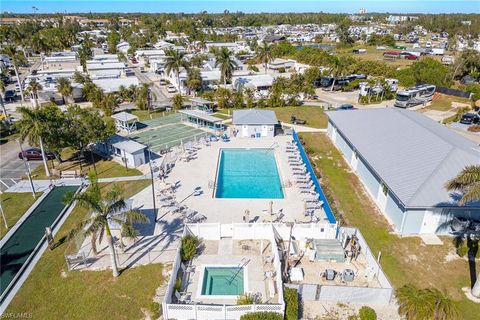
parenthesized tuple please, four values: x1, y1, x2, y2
(243, 87, 255, 108)
(172, 94, 184, 110)
(327, 55, 349, 92)
(1, 45, 26, 103)
(215, 47, 238, 88)
(17, 107, 50, 177)
(397, 285, 458, 320)
(26, 79, 43, 108)
(446, 165, 480, 205)
(256, 41, 274, 74)
(101, 93, 119, 116)
(186, 68, 202, 96)
(66, 175, 148, 277)
(445, 165, 480, 297)
(0, 79, 8, 122)
(164, 49, 189, 95)
(56, 77, 73, 105)
(135, 83, 150, 110)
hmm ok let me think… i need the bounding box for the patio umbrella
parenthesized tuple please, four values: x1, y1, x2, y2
(158, 182, 172, 193)
(244, 209, 250, 223)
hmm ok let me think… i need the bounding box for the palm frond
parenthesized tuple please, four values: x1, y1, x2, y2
(108, 199, 127, 215)
(66, 217, 94, 241)
(124, 210, 150, 224)
(458, 181, 480, 205)
(121, 222, 139, 240)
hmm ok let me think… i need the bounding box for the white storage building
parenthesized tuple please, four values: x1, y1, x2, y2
(232, 109, 278, 138)
(96, 134, 147, 168)
(327, 108, 480, 235)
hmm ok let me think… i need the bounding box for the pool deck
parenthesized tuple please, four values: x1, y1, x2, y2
(70, 134, 328, 271)
(166, 135, 328, 224)
(182, 238, 279, 305)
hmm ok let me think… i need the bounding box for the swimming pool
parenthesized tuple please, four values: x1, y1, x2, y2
(215, 149, 284, 199)
(201, 267, 244, 296)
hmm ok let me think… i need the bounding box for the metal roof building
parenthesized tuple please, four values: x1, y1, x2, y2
(327, 108, 480, 235)
(233, 110, 278, 138)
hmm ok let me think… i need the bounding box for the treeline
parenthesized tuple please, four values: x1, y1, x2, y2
(2, 12, 479, 33)
(271, 42, 480, 90)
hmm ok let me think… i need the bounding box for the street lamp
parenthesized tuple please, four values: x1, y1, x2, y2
(147, 136, 157, 221)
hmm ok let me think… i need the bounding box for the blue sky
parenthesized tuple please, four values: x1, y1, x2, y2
(2, 1, 479, 14)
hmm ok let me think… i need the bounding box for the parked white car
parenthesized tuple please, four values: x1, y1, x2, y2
(167, 85, 176, 93)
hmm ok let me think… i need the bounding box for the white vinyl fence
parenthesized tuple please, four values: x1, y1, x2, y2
(162, 223, 288, 320)
(286, 227, 393, 305)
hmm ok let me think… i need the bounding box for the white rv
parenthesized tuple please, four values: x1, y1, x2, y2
(394, 84, 436, 108)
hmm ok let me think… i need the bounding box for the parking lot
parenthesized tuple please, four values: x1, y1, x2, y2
(0, 141, 42, 192)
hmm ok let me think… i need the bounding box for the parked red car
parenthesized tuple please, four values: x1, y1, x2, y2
(404, 55, 418, 60)
(18, 148, 55, 161)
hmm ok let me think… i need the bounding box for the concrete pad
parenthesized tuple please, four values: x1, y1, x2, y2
(420, 234, 444, 245)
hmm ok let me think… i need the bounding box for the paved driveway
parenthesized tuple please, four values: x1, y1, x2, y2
(0, 140, 41, 192)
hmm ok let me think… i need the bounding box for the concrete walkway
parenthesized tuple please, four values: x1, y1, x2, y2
(281, 122, 326, 133)
(5, 175, 150, 193)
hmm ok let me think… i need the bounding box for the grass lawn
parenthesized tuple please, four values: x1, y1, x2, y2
(211, 112, 232, 120)
(268, 106, 328, 128)
(131, 109, 171, 121)
(30, 152, 142, 180)
(5, 179, 162, 319)
(218, 106, 328, 129)
(0, 192, 42, 239)
(0, 130, 20, 144)
(299, 132, 480, 319)
(427, 94, 472, 112)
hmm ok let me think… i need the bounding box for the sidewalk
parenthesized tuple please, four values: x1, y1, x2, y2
(5, 175, 150, 193)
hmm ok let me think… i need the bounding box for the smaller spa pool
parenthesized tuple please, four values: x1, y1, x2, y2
(201, 267, 244, 296)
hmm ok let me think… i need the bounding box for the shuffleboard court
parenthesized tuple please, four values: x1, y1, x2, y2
(139, 113, 182, 128)
(0, 185, 79, 296)
(131, 123, 208, 151)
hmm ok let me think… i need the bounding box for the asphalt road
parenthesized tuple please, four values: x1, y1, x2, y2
(131, 66, 168, 102)
(0, 140, 41, 192)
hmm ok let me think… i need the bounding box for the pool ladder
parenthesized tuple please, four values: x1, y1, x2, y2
(227, 258, 250, 285)
(268, 142, 279, 149)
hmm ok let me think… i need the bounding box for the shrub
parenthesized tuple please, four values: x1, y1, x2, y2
(180, 235, 199, 262)
(278, 67, 286, 73)
(456, 242, 468, 257)
(284, 288, 299, 320)
(173, 276, 182, 292)
(236, 293, 256, 305)
(442, 107, 469, 124)
(240, 311, 283, 320)
(468, 124, 480, 132)
(359, 306, 377, 320)
(149, 302, 160, 318)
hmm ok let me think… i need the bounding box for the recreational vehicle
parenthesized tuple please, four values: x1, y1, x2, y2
(394, 84, 436, 108)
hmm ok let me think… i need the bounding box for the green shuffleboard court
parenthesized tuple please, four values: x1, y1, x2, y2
(131, 123, 208, 151)
(0, 185, 78, 296)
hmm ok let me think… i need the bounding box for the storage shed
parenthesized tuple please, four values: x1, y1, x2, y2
(232, 109, 278, 138)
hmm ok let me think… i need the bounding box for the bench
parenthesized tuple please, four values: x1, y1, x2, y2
(60, 170, 78, 179)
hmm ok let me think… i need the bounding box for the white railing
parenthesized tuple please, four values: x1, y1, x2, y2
(186, 222, 338, 242)
(165, 303, 284, 320)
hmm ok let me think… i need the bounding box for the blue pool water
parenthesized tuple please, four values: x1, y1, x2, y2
(215, 149, 284, 199)
(201, 267, 244, 295)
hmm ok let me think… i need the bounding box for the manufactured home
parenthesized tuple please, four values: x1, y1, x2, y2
(327, 109, 480, 235)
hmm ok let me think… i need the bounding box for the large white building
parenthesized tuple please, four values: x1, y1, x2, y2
(327, 108, 480, 235)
